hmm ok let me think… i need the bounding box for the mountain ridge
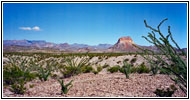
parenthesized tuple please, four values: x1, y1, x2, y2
(3, 37, 187, 53)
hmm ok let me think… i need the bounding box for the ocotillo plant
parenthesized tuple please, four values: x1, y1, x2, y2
(58, 79, 73, 94)
(134, 18, 187, 94)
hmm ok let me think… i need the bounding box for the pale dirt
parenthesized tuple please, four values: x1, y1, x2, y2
(3, 73, 186, 97)
(3, 55, 187, 97)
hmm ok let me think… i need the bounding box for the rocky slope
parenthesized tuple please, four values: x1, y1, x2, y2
(110, 36, 138, 52)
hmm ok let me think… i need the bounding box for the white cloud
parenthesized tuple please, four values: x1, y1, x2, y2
(19, 26, 41, 31)
(32, 26, 40, 31)
(19, 27, 32, 30)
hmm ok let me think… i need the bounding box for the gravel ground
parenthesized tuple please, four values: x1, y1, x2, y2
(3, 73, 186, 97)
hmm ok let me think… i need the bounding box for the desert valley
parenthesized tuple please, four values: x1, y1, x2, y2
(2, 2, 187, 98)
(3, 36, 187, 97)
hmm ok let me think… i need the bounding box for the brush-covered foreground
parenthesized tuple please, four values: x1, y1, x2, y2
(3, 53, 187, 97)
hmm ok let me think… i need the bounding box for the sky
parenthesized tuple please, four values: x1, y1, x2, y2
(3, 3, 187, 48)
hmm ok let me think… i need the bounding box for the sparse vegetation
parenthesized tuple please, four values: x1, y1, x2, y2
(130, 58, 137, 64)
(136, 62, 150, 74)
(117, 61, 121, 64)
(58, 79, 73, 94)
(81, 66, 93, 73)
(154, 85, 177, 97)
(3, 48, 186, 96)
(37, 66, 51, 81)
(10, 80, 26, 94)
(102, 64, 110, 68)
(107, 65, 120, 73)
(135, 18, 187, 94)
(120, 62, 132, 78)
(97, 66, 103, 72)
(59, 57, 91, 78)
(3, 61, 36, 94)
(92, 70, 99, 74)
(124, 58, 129, 62)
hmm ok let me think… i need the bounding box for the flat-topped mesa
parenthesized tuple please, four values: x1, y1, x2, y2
(117, 36, 134, 44)
(110, 36, 137, 52)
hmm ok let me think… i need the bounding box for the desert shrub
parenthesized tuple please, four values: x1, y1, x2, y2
(135, 18, 187, 94)
(37, 66, 51, 81)
(136, 63, 150, 74)
(3, 64, 36, 85)
(58, 79, 73, 94)
(60, 57, 90, 78)
(98, 56, 102, 60)
(3, 63, 36, 94)
(81, 66, 93, 73)
(102, 64, 110, 68)
(51, 74, 59, 79)
(10, 80, 26, 94)
(29, 84, 35, 88)
(134, 54, 137, 57)
(130, 58, 137, 64)
(92, 65, 103, 75)
(117, 61, 121, 64)
(120, 62, 132, 78)
(92, 70, 99, 74)
(124, 58, 129, 62)
(130, 67, 138, 73)
(97, 66, 103, 72)
(154, 85, 177, 97)
(107, 65, 120, 73)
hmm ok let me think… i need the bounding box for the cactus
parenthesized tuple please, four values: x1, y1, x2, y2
(58, 79, 73, 94)
(122, 62, 131, 79)
(38, 67, 51, 81)
(135, 18, 187, 94)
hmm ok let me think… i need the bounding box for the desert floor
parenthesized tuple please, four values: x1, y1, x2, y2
(4, 73, 186, 97)
(3, 54, 187, 97)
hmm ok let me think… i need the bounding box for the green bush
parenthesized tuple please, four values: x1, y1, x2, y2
(97, 66, 103, 72)
(3, 63, 36, 94)
(81, 66, 93, 73)
(10, 80, 26, 94)
(102, 64, 110, 68)
(117, 61, 121, 64)
(3, 64, 36, 85)
(130, 58, 137, 64)
(136, 63, 150, 74)
(60, 57, 90, 78)
(58, 79, 73, 94)
(92, 70, 99, 74)
(37, 67, 51, 81)
(124, 58, 129, 62)
(120, 62, 132, 78)
(154, 85, 177, 97)
(92, 65, 103, 75)
(107, 65, 120, 73)
(130, 67, 138, 73)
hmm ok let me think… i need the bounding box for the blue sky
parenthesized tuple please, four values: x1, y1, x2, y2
(3, 3, 187, 48)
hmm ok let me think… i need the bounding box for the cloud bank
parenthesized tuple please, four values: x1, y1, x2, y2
(19, 26, 41, 31)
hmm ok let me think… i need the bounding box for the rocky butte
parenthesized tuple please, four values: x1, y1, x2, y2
(111, 36, 138, 52)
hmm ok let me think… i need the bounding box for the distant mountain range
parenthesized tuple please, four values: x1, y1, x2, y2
(3, 37, 187, 53)
(3, 40, 113, 53)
